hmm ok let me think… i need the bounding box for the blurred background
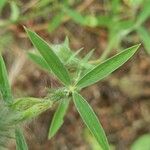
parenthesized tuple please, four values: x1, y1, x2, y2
(0, 0, 150, 149)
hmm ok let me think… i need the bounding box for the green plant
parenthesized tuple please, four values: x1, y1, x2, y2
(84, 129, 115, 150)
(0, 55, 54, 149)
(48, 0, 150, 61)
(0, 55, 26, 149)
(25, 27, 140, 150)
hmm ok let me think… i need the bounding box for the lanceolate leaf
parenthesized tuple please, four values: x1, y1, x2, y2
(15, 128, 28, 150)
(25, 28, 71, 86)
(28, 52, 51, 72)
(48, 99, 69, 139)
(76, 44, 140, 89)
(63, 6, 85, 25)
(73, 92, 109, 150)
(0, 55, 12, 104)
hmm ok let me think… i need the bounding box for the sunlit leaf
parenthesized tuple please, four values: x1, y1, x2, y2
(76, 44, 140, 89)
(73, 92, 109, 150)
(25, 28, 71, 86)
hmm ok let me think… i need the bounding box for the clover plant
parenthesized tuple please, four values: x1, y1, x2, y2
(25, 27, 140, 150)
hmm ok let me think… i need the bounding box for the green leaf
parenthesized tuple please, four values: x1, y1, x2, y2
(110, 0, 121, 15)
(137, 26, 150, 54)
(81, 49, 94, 68)
(50, 39, 74, 63)
(84, 129, 103, 150)
(96, 15, 111, 27)
(0, 55, 12, 104)
(15, 128, 28, 150)
(48, 99, 69, 139)
(10, 1, 20, 22)
(73, 92, 109, 150)
(136, 0, 150, 26)
(48, 12, 64, 32)
(0, 0, 7, 13)
(25, 28, 71, 86)
(63, 6, 85, 25)
(76, 44, 140, 89)
(28, 52, 51, 72)
(131, 134, 150, 150)
(65, 48, 82, 65)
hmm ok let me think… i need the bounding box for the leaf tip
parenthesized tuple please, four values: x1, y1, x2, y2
(137, 43, 141, 48)
(23, 26, 33, 36)
(23, 25, 28, 32)
(48, 134, 52, 140)
(48, 129, 55, 140)
(134, 43, 141, 49)
(127, 43, 141, 55)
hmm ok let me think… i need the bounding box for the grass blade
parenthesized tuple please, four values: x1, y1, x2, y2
(25, 28, 71, 86)
(73, 92, 109, 150)
(15, 128, 28, 150)
(137, 26, 150, 54)
(48, 12, 64, 32)
(76, 44, 140, 89)
(136, 0, 150, 26)
(11, 97, 44, 111)
(63, 6, 85, 25)
(48, 99, 69, 139)
(0, 0, 6, 13)
(0, 55, 12, 104)
(10, 1, 20, 22)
